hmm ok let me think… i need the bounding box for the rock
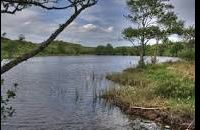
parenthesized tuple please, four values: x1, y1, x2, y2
(164, 125, 170, 129)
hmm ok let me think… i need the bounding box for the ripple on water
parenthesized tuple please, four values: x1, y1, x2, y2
(1, 56, 178, 130)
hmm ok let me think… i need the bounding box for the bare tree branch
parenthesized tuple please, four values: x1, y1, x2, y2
(1, 0, 98, 74)
(1, 0, 97, 14)
(144, 39, 150, 45)
(128, 39, 135, 46)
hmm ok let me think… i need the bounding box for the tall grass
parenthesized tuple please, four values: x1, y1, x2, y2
(103, 61, 195, 117)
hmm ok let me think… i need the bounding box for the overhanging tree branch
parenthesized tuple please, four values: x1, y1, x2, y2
(1, 0, 98, 74)
(1, 0, 96, 14)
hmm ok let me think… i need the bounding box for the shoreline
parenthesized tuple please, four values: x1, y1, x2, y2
(102, 60, 195, 130)
(102, 96, 194, 130)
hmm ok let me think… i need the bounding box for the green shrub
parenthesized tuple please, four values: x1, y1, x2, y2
(1, 79, 17, 119)
(178, 49, 195, 61)
(154, 79, 194, 99)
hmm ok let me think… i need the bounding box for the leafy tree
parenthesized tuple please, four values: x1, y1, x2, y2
(170, 42, 184, 57)
(105, 43, 114, 55)
(157, 44, 165, 56)
(95, 45, 105, 55)
(1, 79, 17, 119)
(18, 34, 25, 41)
(115, 47, 128, 55)
(1, 0, 98, 74)
(123, 0, 184, 67)
(178, 48, 195, 61)
(95, 44, 114, 55)
(183, 26, 195, 42)
(2, 32, 7, 38)
(183, 26, 195, 48)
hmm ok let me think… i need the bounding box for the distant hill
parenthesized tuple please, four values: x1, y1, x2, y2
(1, 37, 192, 59)
(1, 37, 95, 59)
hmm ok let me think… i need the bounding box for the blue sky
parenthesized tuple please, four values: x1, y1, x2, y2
(1, 0, 195, 47)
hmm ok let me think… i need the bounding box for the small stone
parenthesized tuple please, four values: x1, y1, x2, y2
(164, 125, 170, 129)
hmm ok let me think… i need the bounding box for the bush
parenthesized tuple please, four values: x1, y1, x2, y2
(178, 49, 195, 61)
(150, 56, 158, 64)
(154, 79, 194, 99)
(1, 79, 17, 119)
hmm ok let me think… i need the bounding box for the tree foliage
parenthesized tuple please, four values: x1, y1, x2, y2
(3, 37, 195, 57)
(123, 0, 184, 67)
(18, 34, 25, 41)
(170, 42, 184, 57)
(183, 26, 195, 43)
(95, 44, 114, 55)
(1, 79, 17, 119)
(2, 32, 7, 38)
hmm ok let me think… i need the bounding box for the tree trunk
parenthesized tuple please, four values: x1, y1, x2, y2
(139, 38, 145, 68)
(1, 7, 85, 75)
(153, 38, 159, 64)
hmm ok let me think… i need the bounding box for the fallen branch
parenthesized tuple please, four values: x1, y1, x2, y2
(186, 119, 195, 130)
(130, 106, 167, 110)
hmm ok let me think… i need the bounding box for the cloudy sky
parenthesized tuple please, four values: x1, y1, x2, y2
(1, 0, 195, 47)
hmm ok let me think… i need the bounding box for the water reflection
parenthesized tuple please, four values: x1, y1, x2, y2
(1, 56, 179, 130)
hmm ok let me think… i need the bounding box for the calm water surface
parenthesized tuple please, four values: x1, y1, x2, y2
(1, 56, 179, 130)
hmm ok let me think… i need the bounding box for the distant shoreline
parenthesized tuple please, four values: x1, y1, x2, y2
(1, 37, 183, 59)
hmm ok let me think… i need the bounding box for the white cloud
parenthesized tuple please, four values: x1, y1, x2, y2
(104, 26, 114, 33)
(1, 1, 126, 46)
(2, 0, 191, 47)
(1, 8, 58, 43)
(67, 22, 114, 33)
(24, 21, 31, 25)
(82, 24, 97, 31)
(168, 34, 182, 42)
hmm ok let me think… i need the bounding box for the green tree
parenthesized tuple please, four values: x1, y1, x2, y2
(184, 26, 195, 42)
(170, 42, 184, 57)
(2, 32, 7, 38)
(18, 34, 25, 41)
(183, 26, 195, 48)
(1, 79, 17, 119)
(123, 0, 167, 67)
(115, 47, 128, 55)
(157, 44, 166, 56)
(106, 43, 114, 55)
(95, 45, 105, 55)
(123, 0, 183, 67)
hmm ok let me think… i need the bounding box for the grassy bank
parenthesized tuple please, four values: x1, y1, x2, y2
(102, 60, 195, 129)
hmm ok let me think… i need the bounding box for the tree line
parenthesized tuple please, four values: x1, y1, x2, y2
(1, 37, 194, 61)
